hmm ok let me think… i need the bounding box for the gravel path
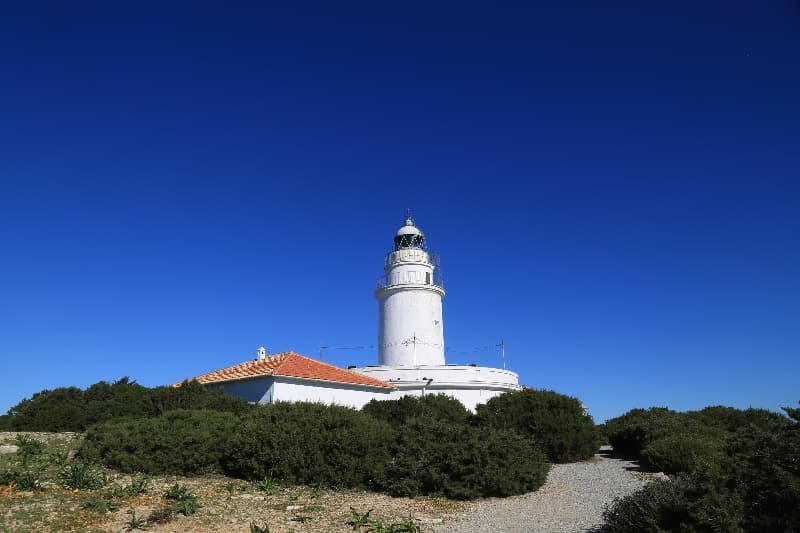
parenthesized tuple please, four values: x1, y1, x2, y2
(435, 446, 657, 533)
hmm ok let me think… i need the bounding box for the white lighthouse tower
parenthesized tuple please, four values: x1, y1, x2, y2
(376, 214, 445, 366)
(356, 212, 522, 411)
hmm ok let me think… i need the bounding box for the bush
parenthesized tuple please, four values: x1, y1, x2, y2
(362, 394, 470, 425)
(149, 380, 251, 416)
(222, 403, 393, 488)
(734, 416, 800, 532)
(603, 403, 800, 532)
(693, 405, 790, 434)
(603, 407, 680, 457)
(474, 388, 600, 462)
(78, 409, 238, 474)
(5, 386, 87, 431)
(603, 477, 694, 533)
(379, 416, 550, 499)
(640, 434, 726, 475)
(2, 378, 251, 432)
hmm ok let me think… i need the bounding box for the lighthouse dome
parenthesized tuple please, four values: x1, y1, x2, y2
(394, 217, 426, 250)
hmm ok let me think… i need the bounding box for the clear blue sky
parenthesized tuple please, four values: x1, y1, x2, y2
(1, 1, 798, 423)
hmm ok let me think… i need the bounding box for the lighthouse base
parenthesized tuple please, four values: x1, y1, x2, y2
(354, 364, 521, 412)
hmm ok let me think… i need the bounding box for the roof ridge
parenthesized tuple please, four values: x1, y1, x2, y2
(176, 350, 393, 389)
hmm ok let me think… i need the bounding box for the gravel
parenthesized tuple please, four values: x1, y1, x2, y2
(434, 446, 657, 533)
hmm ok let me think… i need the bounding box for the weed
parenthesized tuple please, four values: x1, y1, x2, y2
(376, 517, 421, 533)
(255, 476, 277, 494)
(162, 483, 200, 516)
(51, 450, 71, 468)
(124, 509, 149, 531)
(14, 435, 45, 462)
(110, 474, 150, 499)
(347, 507, 374, 530)
(163, 482, 192, 500)
(126, 474, 150, 496)
(81, 494, 119, 514)
(250, 522, 271, 533)
(224, 481, 245, 497)
(0, 469, 42, 491)
(346, 508, 420, 532)
(311, 480, 326, 498)
(59, 463, 108, 490)
(170, 497, 200, 516)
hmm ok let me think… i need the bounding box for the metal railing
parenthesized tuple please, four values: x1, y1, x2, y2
(376, 269, 445, 290)
(384, 249, 441, 267)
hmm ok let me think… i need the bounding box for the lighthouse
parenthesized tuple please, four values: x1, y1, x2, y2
(356, 212, 521, 410)
(376, 215, 446, 366)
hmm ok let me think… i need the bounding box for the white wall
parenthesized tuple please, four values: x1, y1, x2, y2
(378, 287, 445, 366)
(211, 378, 273, 404)
(271, 378, 391, 409)
(355, 365, 521, 411)
(377, 247, 446, 367)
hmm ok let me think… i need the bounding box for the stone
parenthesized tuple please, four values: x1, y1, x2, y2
(0, 445, 19, 455)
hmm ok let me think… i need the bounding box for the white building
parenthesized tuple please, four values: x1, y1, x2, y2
(179, 215, 520, 411)
(180, 349, 393, 410)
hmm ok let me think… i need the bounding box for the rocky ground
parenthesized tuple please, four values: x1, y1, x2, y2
(435, 446, 663, 533)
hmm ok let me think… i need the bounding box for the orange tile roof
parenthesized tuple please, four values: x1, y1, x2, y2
(177, 351, 394, 389)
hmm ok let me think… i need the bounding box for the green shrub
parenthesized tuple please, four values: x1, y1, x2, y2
(379, 416, 549, 500)
(603, 407, 681, 457)
(603, 403, 800, 532)
(222, 402, 393, 488)
(693, 405, 791, 434)
(603, 476, 701, 532)
(78, 409, 238, 474)
(641, 434, 726, 475)
(5, 387, 87, 431)
(149, 380, 251, 416)
(475, 388, 600, 462)
(2, 378, 251, 432)
(734, 416, 800, 532)
(362, 394, 470, 425)
(82, 378, 152, 427)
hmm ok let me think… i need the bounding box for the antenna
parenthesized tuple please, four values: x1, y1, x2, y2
(319, 345, 328, 360)
(496, 339, 506, 369)
(405, 207, 414, 225)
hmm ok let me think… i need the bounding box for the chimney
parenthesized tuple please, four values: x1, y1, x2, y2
(256, 346, 267, 360)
